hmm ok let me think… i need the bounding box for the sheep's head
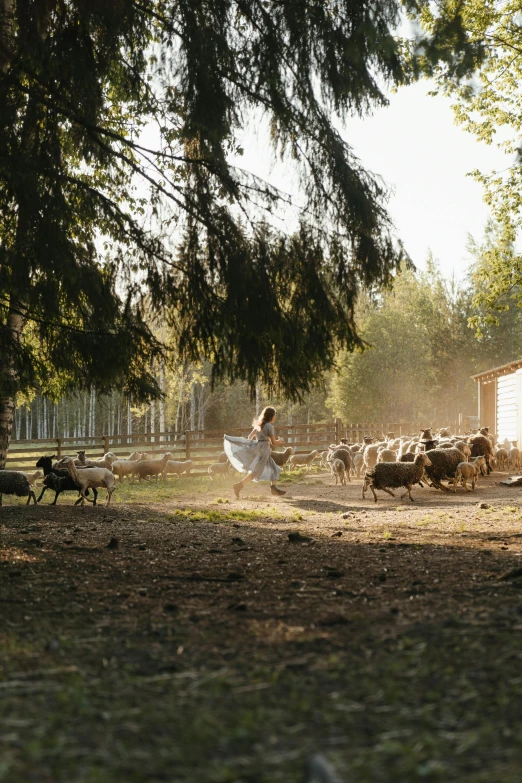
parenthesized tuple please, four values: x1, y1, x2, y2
(416, 453, 432, 467)
(460, 443, 472, 457)
(36, 455, 54, 470)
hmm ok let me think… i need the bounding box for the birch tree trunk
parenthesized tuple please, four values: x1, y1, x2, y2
(150, 399, 155, 442)
(159, 365, 165, 440)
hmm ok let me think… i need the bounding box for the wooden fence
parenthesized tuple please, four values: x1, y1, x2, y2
(6, 418, 463, 475)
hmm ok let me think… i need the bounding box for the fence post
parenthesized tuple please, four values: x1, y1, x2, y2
(56, 438, 62, 459)
(335, 418, 342, 443)
(185, 430, 191, 460)
(104, 435, 109, 454)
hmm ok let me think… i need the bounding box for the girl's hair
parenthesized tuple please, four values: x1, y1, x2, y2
(253, 406, 276, 431)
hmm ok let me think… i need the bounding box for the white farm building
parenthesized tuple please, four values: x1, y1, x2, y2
(472, 359, 522, 447)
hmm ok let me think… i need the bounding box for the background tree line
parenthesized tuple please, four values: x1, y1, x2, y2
(15, 224, 522, 440)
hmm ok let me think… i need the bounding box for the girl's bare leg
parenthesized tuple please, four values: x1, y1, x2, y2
(233, 472, 254, 498)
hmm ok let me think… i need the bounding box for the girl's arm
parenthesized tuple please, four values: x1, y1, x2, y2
(248, 429, 257, 440)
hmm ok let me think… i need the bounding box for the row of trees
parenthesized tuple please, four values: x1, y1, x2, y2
(15, 224, 522, 439)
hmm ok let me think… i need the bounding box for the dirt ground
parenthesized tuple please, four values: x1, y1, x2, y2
(3, 469, 522, 782)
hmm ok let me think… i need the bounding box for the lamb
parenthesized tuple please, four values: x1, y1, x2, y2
(35, 455, 91, 504)
(60, 457, 116, 506)
(469, 434, 494, 474)
(509, 447, 521, 471)
(327, 447, 352, 482)
(362, 453, 432, 503)
(162, 459, 193, 479)
(217, 451, 229, 464)
(270, 447, 294, 467)
(352, 451, 364, 478)
(288, 450, 319, 470)
(208, 461, 232, 479)
(18, 469, 43, 487)
(132, 452, 173, 483)
(424, 441, 472, 491)
(112, 459, 135, 482)
(453, 456, 486, 492)
(495, 447, 509, 471)
(0, 470, 37, 505)
(319, 450, 330, 469)
(331, 458, 346, 485)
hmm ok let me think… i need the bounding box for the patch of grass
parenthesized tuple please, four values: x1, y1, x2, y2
(382, 530, 393, 540)
(164, 507, 285, 523)
(213, 497, 230, 504)
(279, 469, 307, 485)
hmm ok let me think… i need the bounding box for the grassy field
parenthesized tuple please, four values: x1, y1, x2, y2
(2, 470, 522, 781)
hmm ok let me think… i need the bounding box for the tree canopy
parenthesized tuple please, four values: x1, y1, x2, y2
(0, 0, 411, 412)
(410, 0, 522, 327)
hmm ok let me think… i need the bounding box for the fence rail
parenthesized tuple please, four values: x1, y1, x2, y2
(6, 418, 463, 474)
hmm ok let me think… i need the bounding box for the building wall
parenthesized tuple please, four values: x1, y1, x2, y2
(496, 372, 518, 445)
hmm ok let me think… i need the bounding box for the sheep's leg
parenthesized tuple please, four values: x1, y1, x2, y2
(80, 489, 95, 504)
(36, 486, 47, 503)
(370, 484, 378, 503)
(51, 490, 60, 506)
(382, 488, 396, 498)
(399, 486, 414, 502)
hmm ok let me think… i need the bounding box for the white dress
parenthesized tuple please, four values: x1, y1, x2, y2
(224, 423, 282, 482)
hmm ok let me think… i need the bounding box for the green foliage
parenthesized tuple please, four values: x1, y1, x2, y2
(410, 0, 522, 334)
(0, 0, 412, 405)
(467, 222, 522, 356)
(327, 260, 479, 423)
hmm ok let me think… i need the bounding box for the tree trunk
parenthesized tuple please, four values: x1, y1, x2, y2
(0, 0, 14, 73)
(159, 365, 165, 440)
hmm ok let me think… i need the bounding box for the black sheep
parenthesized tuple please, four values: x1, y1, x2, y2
(35, 456, 92, 505)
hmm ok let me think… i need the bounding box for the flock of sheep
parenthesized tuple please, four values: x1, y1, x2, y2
(0, 450, 194, 507)
(315, 426, 508, 502)
(0, 426, 515, 506)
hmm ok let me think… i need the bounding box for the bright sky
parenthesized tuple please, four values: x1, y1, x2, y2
(235, 80, 509, 282)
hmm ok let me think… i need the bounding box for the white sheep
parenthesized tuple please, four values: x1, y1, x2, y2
(208, 461, 232, 480)
(352, 451, 364, 478)
(495, 447, 509, 471)
(331, 458, 346, 485)
(377, 448, 397, 463)
(288, 450, 319, 470)
(452, 456, 486, 491)
(132, 453, 173, 483)
(510, 448, 521, 470)
(162, 459, 193, 479)
(60, 457, 116, 507)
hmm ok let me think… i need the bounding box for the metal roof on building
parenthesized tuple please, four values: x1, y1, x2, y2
(472, 358, 522, 383)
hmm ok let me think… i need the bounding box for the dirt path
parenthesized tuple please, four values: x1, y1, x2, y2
(2, 472, 522, 782)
